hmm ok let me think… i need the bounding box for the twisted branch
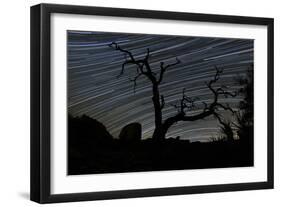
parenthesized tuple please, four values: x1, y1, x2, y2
(158, 58, 180, 84)
(163, 66, 237, 130)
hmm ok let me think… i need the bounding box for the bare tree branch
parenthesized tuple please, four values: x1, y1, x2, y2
(172, 88, 198, 113)
(213, 111, 224, 125)
(110, 42, 158, 85)
(158, 58, 181, 84)
(144, 48, 150, 61)
(109, 42, 136, 62)
(216, 103, 235, 114)
(129, 73, 142, 93)
(116, 60, 139, 78)
(160, 95, 165, 110)
(163, 66, 237, 132)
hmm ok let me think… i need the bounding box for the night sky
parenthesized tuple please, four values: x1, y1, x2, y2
(67, 31, 253, 142)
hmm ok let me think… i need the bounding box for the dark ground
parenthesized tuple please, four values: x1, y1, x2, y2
(68, 115, 253, 175)
(68, 138, 253, 175)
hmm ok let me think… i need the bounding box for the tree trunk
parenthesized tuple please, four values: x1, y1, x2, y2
(151, 84, 182, 141)
(152, 126, 165, 141)
(151, 83, 165, 141)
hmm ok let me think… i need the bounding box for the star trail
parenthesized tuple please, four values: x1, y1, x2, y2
(67, 31, 253, 142)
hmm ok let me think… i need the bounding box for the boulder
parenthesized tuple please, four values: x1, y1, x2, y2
(119, 122, 142, 141)
(68, 114, 113, 145)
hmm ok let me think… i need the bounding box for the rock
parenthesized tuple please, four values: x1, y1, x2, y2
(119, 122, 142, 141)
(68, 114, 113, 143)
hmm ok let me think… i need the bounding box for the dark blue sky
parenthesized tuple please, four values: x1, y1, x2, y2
(67, 31, 253, 142)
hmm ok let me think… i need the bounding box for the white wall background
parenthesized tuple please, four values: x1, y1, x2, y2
(0, 0, 279, 206)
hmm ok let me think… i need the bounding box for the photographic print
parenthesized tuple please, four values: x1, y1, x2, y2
(67, 31, 254, 175)
(31, 4, 273, 203)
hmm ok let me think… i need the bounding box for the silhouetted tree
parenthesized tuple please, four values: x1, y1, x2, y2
(214, 113, 235, 142)
(109, 42, 236, 141)
(209, 66, 253, 143)
(235, 66, 254, 143)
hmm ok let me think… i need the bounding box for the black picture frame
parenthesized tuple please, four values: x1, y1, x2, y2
(30, 3, 274, 204)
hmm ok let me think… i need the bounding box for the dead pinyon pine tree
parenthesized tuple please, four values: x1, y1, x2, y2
(109, 42, 236, 141)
